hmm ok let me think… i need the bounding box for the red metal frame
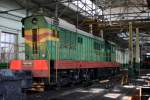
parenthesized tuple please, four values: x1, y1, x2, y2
(55, 60, 120, 69)
(10, 60, 120, 77)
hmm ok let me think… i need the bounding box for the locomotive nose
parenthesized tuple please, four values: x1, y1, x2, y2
(10, 60, 49, 78)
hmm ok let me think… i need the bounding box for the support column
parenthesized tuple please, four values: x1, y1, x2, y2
(89, 24, 93, 34)
(100, 29, 104, 38)
(55, 0, 58, 19)
(128, 22, 134, 77)
(135, 28, 140, 76)
(0, 29, 2, 63)
(15, 32, 19, 60)
(26, 0, 30, 17)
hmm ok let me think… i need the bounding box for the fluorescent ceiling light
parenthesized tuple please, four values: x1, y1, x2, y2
(123, 85, 135, 88)
(146, 53, 150, 55)
(76, 88, 105, 93)
(104, 93, 121, 99)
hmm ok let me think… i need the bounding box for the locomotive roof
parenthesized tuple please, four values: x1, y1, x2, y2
(44, 16, 104, 42)
(22, 15, 116, 45)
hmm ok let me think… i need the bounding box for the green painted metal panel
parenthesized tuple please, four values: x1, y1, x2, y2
(23, 16, 120, 63)
(24, 16, 48, 29)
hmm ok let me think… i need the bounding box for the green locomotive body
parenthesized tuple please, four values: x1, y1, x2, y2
(23, 15, 116, 62)
(10, 15, 122, 84)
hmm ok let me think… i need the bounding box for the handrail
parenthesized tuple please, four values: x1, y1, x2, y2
(0, 42, 47, 61)
(45, 41, 51, 83)
(0, 41, 119, 63)
(55, 42, 60, 82)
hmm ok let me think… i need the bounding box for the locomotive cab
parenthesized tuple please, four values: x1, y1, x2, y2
(10, 16, 59, 83)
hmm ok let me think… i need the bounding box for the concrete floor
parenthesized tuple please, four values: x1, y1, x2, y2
(26, 84, 139, 100)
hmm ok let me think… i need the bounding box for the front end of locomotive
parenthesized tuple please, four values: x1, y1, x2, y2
(10, 15, 59, 80)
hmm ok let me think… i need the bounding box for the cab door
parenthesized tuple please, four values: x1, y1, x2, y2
(77, 35, 84, 61)
(32, 29, 38, 55)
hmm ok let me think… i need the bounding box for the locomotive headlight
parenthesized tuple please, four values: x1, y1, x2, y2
(32, 18, 38, 24)
(42, 54, 45, 57)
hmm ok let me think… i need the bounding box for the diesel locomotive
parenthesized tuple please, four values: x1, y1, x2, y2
(10, 15, 124, 85)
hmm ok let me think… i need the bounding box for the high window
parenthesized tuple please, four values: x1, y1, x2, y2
(0, 31, 17, 63)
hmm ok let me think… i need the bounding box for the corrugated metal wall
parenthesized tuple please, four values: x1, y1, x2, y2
(0, 0, 26, 62)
